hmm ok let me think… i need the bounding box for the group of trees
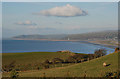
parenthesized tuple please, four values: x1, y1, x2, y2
(41, 49, 107, 69)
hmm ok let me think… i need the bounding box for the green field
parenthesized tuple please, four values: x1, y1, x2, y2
(2, 52, 73, 65)
(2, 51, 118, 77)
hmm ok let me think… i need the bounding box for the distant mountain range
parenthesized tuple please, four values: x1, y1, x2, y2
(13, 30, 118, 41)
(13, 34, 67, 40)
(64, 30, 118, 40)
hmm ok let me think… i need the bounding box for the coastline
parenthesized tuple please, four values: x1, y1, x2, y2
(83, 41, 117, 49)
(11, 38, 80, 41)
(86, 40, 117, 49)
(12, 38, 117, 49)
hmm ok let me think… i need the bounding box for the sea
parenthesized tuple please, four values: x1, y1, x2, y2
(1, 40, 115, 54)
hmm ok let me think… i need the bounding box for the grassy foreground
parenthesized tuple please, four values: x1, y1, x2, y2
(2, 52, 118, 77)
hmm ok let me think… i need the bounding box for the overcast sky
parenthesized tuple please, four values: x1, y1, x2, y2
(2, 2, 118, 38)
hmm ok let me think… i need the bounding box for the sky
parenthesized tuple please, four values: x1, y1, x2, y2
(0, 2, 2, 39)
(2, 2, 118, 38)
(2, 0, 120, 2)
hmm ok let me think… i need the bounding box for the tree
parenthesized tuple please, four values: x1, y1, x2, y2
(94, 49, 107, 58)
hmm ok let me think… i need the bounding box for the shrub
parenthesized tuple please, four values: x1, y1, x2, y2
(67, 54, 89, 63)
(3, 61, 16, 72)
(104, 70, 120, 78)
(52, 58, 64, 64)
(43, 64, 49, 69)
(44, 59, 50, 64)
(40, 63, 49, 69)
(88, 54, 95, 60)
(37, 67, 40, 70)
(10, 69, 19, 78)
(64, 59, 70, 63)
(66, 56, 75, 63)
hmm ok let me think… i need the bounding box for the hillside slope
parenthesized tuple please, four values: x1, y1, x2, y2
(3, 52, 118, 77)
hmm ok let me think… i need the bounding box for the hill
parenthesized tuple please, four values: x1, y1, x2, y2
(13, 34, 67, 40)
(2, 52, 118, 77)
(65, 30, 118, 40)
(12, 30, 118, 41)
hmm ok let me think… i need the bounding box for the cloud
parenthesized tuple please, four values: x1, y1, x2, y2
(15, 21, 37, 26)
(34, 4, 88, 17)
